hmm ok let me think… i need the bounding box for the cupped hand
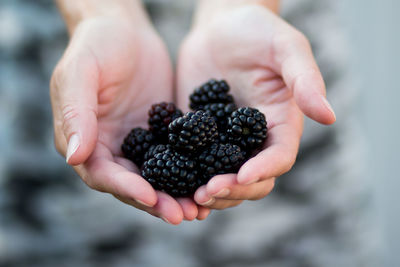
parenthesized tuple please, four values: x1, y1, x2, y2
(50, 17, 210, 224)
(177, 4, 336, 210)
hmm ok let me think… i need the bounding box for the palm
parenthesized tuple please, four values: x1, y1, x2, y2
(88, 21, 173, 157)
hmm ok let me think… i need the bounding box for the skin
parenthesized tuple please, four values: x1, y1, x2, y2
(51, 0, 335, 223)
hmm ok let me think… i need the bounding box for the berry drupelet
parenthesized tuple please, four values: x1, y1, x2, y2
(121, 128, 155, 166)
(141, 147, 202, 197)
(204, 102, 237, 131)
(148, 102, 183, 142)
(199, 143, 246, 180)
(189, 79, 234, 110)
(168, 110, 218, 153)
(227, 107, 268, 152)
(144, 144, 170, 162)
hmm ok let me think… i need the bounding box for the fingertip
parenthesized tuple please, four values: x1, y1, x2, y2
(194, 185, 215, 206)
(206, 174, 236, 196)
(320, 96, 336, 125)
(133, 183, 158, 208)
(290, 70, 336, 125)
(197, 206, 211, 220)
(155, 192, 184, 225)
(237, 161, 260, 185)
(177, 198, 198, 221)
(65, 108, 98, 165)
(137, 191, 158, 208)
(111, 171, 158, 208)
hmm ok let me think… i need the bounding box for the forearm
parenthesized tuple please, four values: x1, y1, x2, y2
(55, 0, 149, 34)
(194, 0, 280, 25)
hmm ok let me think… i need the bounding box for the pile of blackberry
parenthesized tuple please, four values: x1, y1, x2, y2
(121, 79, 267, 197)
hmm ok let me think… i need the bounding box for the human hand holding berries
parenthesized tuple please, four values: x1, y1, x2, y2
(177, 0, 336, 209)
(51, 0, 209, 224)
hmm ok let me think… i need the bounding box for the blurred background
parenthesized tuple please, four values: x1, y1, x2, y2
(0, 0, 398, 266)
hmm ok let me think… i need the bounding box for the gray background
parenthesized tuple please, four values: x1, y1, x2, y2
(338, 0, 400, 266)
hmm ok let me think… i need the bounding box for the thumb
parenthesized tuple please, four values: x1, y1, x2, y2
(273, 32, 336, 125)
(50, 57, 99, 166)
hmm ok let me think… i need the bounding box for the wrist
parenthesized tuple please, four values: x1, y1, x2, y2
(56, 0, 149, 34)
(194, 0, 280, 26)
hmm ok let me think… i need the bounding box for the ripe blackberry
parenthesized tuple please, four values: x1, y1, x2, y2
(189, 79, 234, 110)
(227, 107, 267, 151)
(199, 143, 246, 180)
(141, 147, 202, 197)
(204, 102, 237, 130)
(168, 110, 218, 153)
(121, 128, 155, 166)
(148, 102, 183, 142)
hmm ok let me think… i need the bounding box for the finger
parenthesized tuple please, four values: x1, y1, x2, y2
(273, 31, 336, 125)
(194, 185, 215, 206)
(176, 198, 198, 221)
(83, 143, 157, 207)
(114, 194, 156, 214)
(116, 156, 191, 222)
(206, 174, 276, 200)
(197, 206, 211, 220)
(50, 50, 100, 165)
(205, 199, 244, 210)
(152, 191, 184, 225)
(114, 156, 140, 173)
(194, 185, 243, 210)
(114, 193, 184, 225)
(237, 123, 299, 184)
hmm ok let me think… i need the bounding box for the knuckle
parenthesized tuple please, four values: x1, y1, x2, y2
(50, 60, 68, 91)
(61, 104, 80, 136)
(83, 175, 102, 192)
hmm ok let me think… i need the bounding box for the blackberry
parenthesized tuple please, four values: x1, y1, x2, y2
(141, 147, 202, 197)
(168, 110, 218, 153)
(189, 79, 234, 110)
(121, 128, 155, 166)
(199, 143, 246, 180)
(204, 102, 237, 130)
(148, 102, 183, 142)
(227, 107, 267, 151)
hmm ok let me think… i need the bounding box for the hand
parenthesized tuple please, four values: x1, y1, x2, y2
(50, 11, 209, 224)
(177, 2, 336, 209)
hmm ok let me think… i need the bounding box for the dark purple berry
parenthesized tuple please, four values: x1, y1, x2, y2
(227, 107, 267, 152)
(148, 102, 183, 142)
(121, 128, 155, 166)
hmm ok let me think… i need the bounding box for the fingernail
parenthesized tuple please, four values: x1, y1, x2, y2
(200, 197, 215, 206)
(160, 216, 172, 225)
(136, 199, 153, 208)
(213, 188, 230, 198)
(66, 134, 80, 163)
(321, 96, 336, 120)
